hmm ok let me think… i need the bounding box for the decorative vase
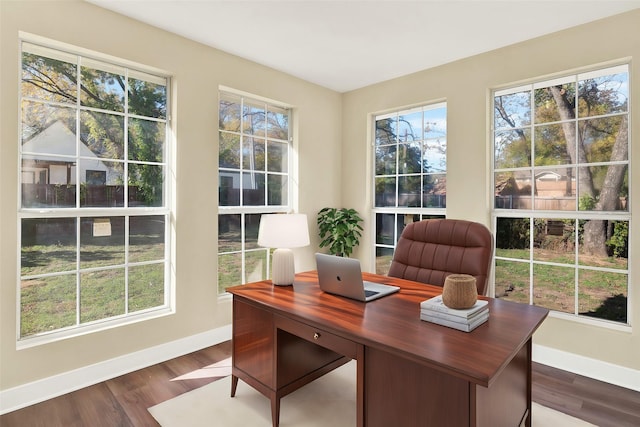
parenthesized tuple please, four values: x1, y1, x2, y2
(442, 274, 478, 309)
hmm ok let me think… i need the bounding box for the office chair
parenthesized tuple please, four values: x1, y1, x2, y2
(387, 218, 494, 295)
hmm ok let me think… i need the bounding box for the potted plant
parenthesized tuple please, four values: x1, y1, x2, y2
(316, 207, 363, 257)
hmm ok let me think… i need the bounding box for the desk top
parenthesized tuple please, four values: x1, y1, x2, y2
(227, 271, 548, 387)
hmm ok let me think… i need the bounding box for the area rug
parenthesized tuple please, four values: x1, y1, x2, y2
(149, 361, 595, 426)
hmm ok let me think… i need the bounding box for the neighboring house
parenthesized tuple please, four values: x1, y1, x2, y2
(21, 120, 112, 186)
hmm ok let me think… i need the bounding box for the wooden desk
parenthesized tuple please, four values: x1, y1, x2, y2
(228, 271, 548, 427)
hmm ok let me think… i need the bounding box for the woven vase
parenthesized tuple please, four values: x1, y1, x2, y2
(442, 274, 478, 309)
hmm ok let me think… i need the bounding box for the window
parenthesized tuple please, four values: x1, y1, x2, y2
(19, 41, 170, 341)
(492, 64, 630, 326)
(218, 92, 291, 293)
(373, 103, 447, 274)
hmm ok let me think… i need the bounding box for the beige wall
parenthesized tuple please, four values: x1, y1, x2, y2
(1, 0, 637, 393)
(0, 0, 341, 389)
(343, 10, 639, 370)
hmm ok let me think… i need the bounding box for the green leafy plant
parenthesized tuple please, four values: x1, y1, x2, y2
(317, 208, 363, 257)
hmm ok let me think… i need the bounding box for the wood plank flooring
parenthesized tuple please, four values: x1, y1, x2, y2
(2, 340, 639, 426)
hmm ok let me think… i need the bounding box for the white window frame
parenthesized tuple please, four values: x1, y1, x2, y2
(17, 37, 173, 348)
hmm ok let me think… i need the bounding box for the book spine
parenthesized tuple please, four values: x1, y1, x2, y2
(420, 313, 489, 332)
(421, 307, 488, 324)
(420, 301, 488, 318)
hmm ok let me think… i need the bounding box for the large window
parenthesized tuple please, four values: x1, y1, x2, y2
(373, 103, 447, 274)
(218, 92, 291, 293)
(492, 64, 630, 326)
(19, 42, 170, 341)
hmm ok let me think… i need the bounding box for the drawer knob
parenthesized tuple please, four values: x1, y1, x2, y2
(314, 332, 320, 340)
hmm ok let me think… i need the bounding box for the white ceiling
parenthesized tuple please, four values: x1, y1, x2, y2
(87, 0, 640, 92)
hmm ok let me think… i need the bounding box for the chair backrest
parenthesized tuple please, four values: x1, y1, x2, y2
(387, 219, 493, 295)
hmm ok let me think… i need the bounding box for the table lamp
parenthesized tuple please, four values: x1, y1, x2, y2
(257, 213, 310, 286)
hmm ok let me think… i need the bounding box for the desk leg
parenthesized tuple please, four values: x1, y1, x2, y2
(230, 375, 238, 397)
(271, 397, 281, 427)
(525, 339, 532, 427)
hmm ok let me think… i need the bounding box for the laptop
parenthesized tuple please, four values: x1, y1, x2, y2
(315, 253, 400, 302)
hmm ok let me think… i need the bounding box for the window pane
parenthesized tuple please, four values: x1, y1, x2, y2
(375, 177, 396, 207)
(245, 249, 267, 283)
(376, 247, 394, 275)
(533, 218, 574, 263)
(534, 123, 572, 166)
(128, 71, 167, 119)
(242, 172, 265, 205)
(80, 216, 125, 269)
(423, 139, 446, 173)
(22, 44, 77, 104)
(80, 59, 125, 112)
(21, 218, 77, 276)
(128, 163, 163, 207)
(534, 83, 575, 124)
(579, 165, 627, 212)
(219, 170, 240, 206)
(219, 214, 241, 253)
(580, 116, 628, 163)
(376, 213, 395, 245)
(494, 259, 530, 303)
(267, 174, 287, 206)
(267, 140, 288, 173)
(21, 274, 77, 337)
(578, 220, 628, 269)
(243, 100, 266, 136)
(80, 160, 125, 208)
(129, 215, 165, 263)
(128, 117, 165, 162)
(398, 142, 421, 174)
(579, 270, 627, 323)
(21, 102, 76, 144)
(128, 263, 165, 312)
(218, 252, 242, 293)
(220, 94, 241, 132)
(398, 110, 422, 142)
(21, 156, 77, 208)
(219, 132, 240, 168)
(398, 176, 420, 207)
(494, 128, 531, 169)
(81, 111, 124, 160)
(534, 167, 575, 211)
(266, 105, 288, 140)
(533, 264, 575, 314)
(494, 90, 530, 129)
(243, 137, 265, 170)
(375, 117, 397, 145)
(578, 71, 628, 117)
(80, 269, 126, 323)
(422, 174, 446, 208)
(495, 217, 530, 260)
(494, 170, 532, 209)
(375, 145, 397, 176)
(245, 214, 262, 250)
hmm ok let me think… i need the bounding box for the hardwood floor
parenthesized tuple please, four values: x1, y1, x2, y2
(2, 340, 639, 426)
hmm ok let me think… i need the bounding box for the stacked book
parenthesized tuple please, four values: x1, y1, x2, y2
(420, 295, 489, 332)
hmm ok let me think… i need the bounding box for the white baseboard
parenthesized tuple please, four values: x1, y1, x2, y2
(3, 330, 637, 415)
(0, 325, 232, 415)
(533, 343, 640, 392)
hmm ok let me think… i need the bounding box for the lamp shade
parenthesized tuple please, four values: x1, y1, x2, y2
(257, 214, 310, 249)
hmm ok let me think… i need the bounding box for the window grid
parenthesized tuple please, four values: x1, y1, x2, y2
(372, 103, 447, 275)
(218, 92, 292, 294)
(19, 41, 170, 342)
(492, 64, 630, 327)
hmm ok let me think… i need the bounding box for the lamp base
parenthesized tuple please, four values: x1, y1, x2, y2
(271, 248, 295, 286)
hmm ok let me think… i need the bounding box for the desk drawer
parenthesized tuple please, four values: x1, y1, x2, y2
(275, 315, 358, 359)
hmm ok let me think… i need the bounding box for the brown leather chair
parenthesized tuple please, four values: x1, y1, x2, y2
(387, 219, 493, 295)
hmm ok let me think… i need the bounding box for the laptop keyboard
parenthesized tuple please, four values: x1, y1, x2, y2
(365, 290, 379, 297)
